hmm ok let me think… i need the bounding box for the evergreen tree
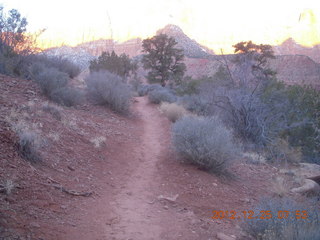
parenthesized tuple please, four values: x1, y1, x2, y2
(142, 34, 186, 86)
(89, 51, 137, 79)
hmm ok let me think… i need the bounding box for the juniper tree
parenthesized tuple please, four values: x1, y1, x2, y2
(142, 34, 186, 87)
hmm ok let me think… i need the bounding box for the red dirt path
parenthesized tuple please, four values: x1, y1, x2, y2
(0, 75, 278, 239)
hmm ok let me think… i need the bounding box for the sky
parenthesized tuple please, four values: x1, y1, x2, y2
(1, 0, 320, 53)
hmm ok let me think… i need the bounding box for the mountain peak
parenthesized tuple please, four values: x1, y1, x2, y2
(156, 24, 214, 57)
(156, 24, 184, 35)
(281, 37, 298, 46)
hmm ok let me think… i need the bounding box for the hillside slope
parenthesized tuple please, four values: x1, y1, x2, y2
(0, 74, 139, 239)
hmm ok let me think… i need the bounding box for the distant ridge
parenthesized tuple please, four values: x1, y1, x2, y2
(274, 38, 320, 63)
(66, 24, 215, 58)
(43, 26, 320, 89)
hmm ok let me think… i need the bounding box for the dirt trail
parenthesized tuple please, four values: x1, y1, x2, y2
(63, 96, 196, 240)
(0, 74, 296, 240)
(109, 96, 166, 239)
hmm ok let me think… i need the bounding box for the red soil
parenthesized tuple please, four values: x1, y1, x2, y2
(0, 74, 279, 239)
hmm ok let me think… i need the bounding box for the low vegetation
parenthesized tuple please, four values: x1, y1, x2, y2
(0, 179, 15, 195)
(148, 87, 177, 104)
(17, 130, 41, 163)
(89, 50, 137, 80)
(137, 83, 163, 96)
(142, 34, 186, 86)
(50, 87, 84, 107)
(172, 116, 240, 174)
(31, 65, 69, 96)
(29, 59, 84, 107)
(42, 103, 62, 121)
(86, 71, 132, 114)
(179, 42, 320, 163)
(159, 102, 187, 122)
(30, 54, 81, 78)
(243, 197, 320, 240)
(0, 7, 31, 77)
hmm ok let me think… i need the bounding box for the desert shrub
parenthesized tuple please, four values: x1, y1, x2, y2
(42, 103, 62, 120)
(180, 94, 211, 116)
(52, 57, 81, 78)
(129, 77, 141, 92)
(243, 197, 320, 240)
(172, 116, 239, 174)
(148, 87, 177, 104)
(86, 71, 131, 114)
(17, 130, 41, 163)
(137, 83, 163, 96)
(30, 54, 81, 78)
(159, 102, 187, 122)
(174, 77, 201, 96)
(282, 85, 319, 163)
(0, 179, 15, 195)
(29, 61, 45, 77)
(182, 81, 294, 150)
(32, 65, 69, 96)
(0, 50, 18, 75)
(266, 138, 302, 165)
(50, 87, 85, 107)
(90, 136, 107, 148)
(137, 84, 150, 96)
(261, 82, 320, 162)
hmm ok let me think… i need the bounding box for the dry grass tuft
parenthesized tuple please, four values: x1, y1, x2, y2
(159, 102, 188, 122)
(0, 180, 15, 195)
(271, 176, 288, 197)
(90, 136, 107, 148)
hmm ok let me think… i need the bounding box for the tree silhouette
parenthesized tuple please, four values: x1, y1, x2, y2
(142, 34, 186, 87)
(89, 51, 137, 80)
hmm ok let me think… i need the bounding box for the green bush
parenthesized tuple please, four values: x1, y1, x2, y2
(89, 51, 136, 79)
(172, 116, 239, 174)
(262, 82, 320, 162)
(86, 71, 132, 114)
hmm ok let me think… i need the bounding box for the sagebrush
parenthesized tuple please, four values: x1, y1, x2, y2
(17, 130, 41, 163)
(148, 87, 177, 104)
(137, 84, 163, 96)
(50, 87, 84, 107)
(30, 54, 81, 78)
(42, 103, 62, 121)
(172, 116, 239, 174)
(31, 65, 69, 96)
(86, 71, 131, 114)
(159, 102, 187, 122)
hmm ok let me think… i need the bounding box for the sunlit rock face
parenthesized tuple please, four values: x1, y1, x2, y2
(156, 24, 215, 58)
